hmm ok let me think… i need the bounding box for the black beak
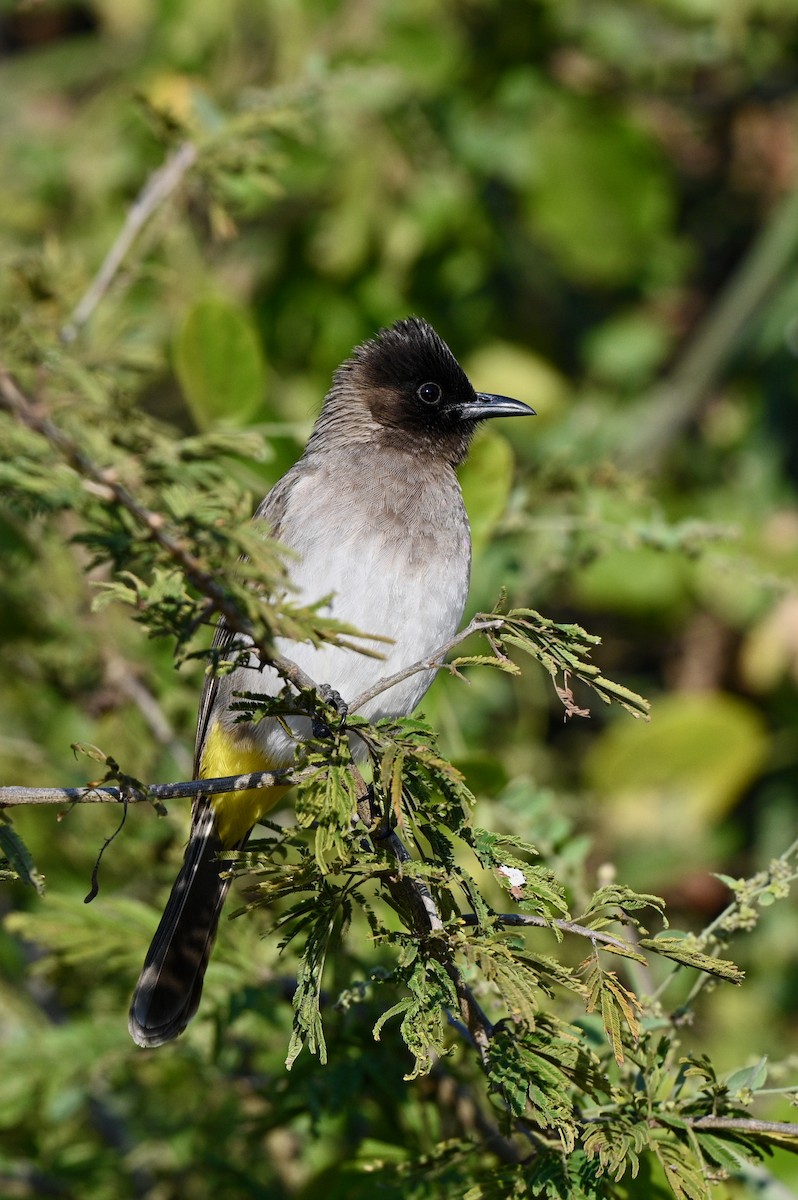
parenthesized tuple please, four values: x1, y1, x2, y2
(458, 392, 536, 422)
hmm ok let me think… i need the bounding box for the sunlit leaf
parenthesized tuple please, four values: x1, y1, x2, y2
(174, 297, 267, 429)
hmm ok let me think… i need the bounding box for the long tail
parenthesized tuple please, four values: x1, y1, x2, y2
(128, 803, 245, 1048)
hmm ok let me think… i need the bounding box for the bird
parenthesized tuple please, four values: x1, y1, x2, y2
(128, 316, 535, 1047)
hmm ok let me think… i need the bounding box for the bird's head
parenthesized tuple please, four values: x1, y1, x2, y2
(314, 317, 534, 465)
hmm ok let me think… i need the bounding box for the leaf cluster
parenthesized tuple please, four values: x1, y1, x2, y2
(2, 2, 798, 1196)
(209, 689, 785, 1197)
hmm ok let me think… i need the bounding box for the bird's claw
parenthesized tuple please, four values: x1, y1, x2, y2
(312, 684, 349, 740)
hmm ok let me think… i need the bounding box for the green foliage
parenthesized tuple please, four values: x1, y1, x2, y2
(587, 693, 768, 840)
(1, 0, 798, 1197)
(459, 431, 516, 555)
(174, 297, 268, 429)
(530, 102, 679, 286)
(0, 813, 44, 894)
(462, 606, 652, 720)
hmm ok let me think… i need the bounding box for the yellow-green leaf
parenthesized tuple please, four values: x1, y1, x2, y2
(458, 430, 514, 555)
(174, 297, 266, 429)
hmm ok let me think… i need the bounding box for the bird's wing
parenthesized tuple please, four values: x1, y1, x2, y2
(192, 466, 299, 780)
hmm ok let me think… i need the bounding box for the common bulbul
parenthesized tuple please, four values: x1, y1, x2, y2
(129, 316, 534, 1047)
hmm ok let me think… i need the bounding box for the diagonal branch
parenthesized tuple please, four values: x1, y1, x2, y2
(0, 367, 333, 701)
(0, 617, 506, 808)
(60, 140, 198, 344)
(626, 185, 798, 468)
(347, 617, 502, 713)
(351, 765, 494, 1066)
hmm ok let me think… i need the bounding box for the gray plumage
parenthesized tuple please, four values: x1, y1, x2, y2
(128, 316, 534, 1047)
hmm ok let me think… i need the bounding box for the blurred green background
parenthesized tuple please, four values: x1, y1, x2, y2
(1, 0, 798, 1195)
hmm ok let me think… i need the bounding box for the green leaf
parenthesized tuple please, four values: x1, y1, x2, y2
(652, 1135, 711, 1200)
(693, 1131, 747, 1175)
(174, 297, 267, 428)
(0, 813, 44, 894)
(725, 1056, 768, 1094)
(586, 693, 768, 842)
(531, 102, 679, 286)
(491, 608, 650, 720)
(458, 430, 515, 555)
(283, 884, 352, 1068)
(387, 957, 457, 1080)
(639, 935, 744, 983)
(584, 963, 641, 1065)
(579, 883, 665, 922)
(486, 1019, 604, 1146)
(584, 1117, 648, 1182)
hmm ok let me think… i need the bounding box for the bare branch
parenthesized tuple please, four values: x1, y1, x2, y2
(271, 653, 327, 695)
(0, 766, 315, 808)
(347, 616, 503, 713)
(461, 911, 638, 954)
(687, 1116, 798, 1139)
(626, 185, 798, 468)
(60, 140, 198, 344)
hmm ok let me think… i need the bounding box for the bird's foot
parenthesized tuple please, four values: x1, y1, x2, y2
(312, 684, 349, 740)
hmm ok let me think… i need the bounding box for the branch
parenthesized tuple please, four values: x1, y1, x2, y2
(352, 767, 494, 1067)
(626, 185, 798, 468)
(584, 1111, 798, 1140)
(60, 140, 198, 344)
(0, 767, 315, 808)
(652, 836, 798, 1007)
(460, 911, 637, 954)
(0, 615, 504, 809)
(440, 952, 494, 1068)
(686, 1116, 798, 1139)
(0, 368, 303, 690)
(347, 616, 503, 713)
(270, 653, 327, 695)
(2, 370, 476, 720)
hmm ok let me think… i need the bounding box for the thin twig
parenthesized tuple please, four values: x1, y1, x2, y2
(652, 836, 798, 1006)
(61, 141, 198, 343)
(347, 617, 502, 713)
(460, 911, 637, 954)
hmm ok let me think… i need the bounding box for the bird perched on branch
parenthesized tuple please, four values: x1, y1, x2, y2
(128, 316, 534, 1047)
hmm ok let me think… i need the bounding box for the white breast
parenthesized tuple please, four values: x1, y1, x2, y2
(217, 457, 471, 765)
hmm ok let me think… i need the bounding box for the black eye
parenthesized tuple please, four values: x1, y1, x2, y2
(417, 381, 442, 405)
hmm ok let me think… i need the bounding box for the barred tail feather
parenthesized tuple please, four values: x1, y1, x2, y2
(128, 804, 245, 1048)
